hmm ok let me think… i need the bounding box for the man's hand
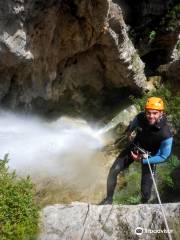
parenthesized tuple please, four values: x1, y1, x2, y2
(131, 150, 142, 161)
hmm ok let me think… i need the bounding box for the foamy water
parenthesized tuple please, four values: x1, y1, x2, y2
(0, 109, 105, 179)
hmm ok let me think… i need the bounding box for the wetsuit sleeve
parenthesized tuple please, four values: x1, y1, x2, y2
(142, 137, 173, 164)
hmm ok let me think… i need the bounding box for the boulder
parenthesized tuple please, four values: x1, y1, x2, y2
(39, 202, 180, 240)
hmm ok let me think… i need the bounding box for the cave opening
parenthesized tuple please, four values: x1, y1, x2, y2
(141, 49, 169, 75)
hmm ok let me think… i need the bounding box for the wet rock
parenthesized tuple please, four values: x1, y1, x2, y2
(99, 104, 138, 135)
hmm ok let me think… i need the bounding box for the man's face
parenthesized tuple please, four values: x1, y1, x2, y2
(145, 109, 163, 125)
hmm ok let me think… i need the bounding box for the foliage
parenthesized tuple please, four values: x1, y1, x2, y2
(0, 154, 39, 240)
(148, 30, 156, 43)
(160, 3, 180, 31)
(114, 163, 141, 204)
(166, 4, 180, 31)
(157, 155, 180, 190)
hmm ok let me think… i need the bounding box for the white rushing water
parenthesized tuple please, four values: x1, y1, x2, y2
(0, 109, 105, 180)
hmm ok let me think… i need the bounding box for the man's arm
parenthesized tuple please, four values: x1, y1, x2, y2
(142, 137, 173, 164)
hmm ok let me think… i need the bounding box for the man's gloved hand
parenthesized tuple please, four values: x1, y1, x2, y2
(131, 150, 149, 161)
(131, 150, 142, 161)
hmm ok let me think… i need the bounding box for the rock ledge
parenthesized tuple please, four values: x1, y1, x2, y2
(39, 202, 180, 240)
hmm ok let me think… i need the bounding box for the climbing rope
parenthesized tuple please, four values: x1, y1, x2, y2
(137, 146, 173, 240)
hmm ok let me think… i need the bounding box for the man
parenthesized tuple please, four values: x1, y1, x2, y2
(100, 97, 173, 204)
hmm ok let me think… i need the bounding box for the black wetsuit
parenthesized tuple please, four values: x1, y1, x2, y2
(106, 112, 172, 203)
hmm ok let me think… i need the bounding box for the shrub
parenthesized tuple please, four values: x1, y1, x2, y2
(164, 4, 180, 31)
(157, 155, 180, 191)
(0, 154, 39, 240)
(114, 163, 141, 204)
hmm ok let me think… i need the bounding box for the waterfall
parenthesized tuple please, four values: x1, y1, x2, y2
(0, 107, 135, 203)
(0, 109, 105, 179)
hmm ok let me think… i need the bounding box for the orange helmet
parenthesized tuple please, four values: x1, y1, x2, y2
(145, 97, 164, 111)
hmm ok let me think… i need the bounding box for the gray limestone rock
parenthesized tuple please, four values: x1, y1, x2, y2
(39, 202, 180, 240)
(157, 35, 180, 89)
(0, 0, 147, 116)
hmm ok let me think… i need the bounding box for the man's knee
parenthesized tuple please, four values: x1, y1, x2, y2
(109, 163, 121, 178)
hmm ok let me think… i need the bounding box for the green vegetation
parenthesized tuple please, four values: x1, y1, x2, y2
(0, 154, 39, 240)
(160, 3, 180, 31)
(114, 163, 141, 204)
(158, 155, 180, 191)
(148, 30, 156, 43)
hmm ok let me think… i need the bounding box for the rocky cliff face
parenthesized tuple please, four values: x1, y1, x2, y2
(0, 0, 147, 117)
(39, 202, 180, 240)
(0, 0, 179, 117)
(116, 0, 180, 86)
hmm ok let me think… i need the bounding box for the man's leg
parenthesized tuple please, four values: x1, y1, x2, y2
(141, 164, 156, 203)
(100, 145, 134, 204)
